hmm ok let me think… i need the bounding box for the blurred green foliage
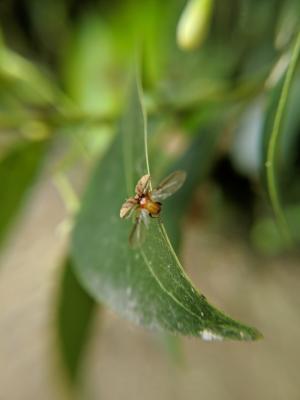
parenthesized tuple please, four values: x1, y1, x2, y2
(0, 140, 46, 248)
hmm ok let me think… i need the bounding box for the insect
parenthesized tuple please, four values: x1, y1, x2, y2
(120, 170, 186, 247)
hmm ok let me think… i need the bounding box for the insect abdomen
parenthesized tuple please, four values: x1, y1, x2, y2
(145, 200, 161, 215)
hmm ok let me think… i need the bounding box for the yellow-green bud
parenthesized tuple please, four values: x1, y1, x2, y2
(177, 0, 214, 51)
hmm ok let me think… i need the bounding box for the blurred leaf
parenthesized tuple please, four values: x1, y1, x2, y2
(0, 33, 57, 105)
(157, 46, 235, 110)
(26, 0, 69, 59)
(275, 0, 300, 50)
(231, 98, 265, 177)
(71, 72, 261, 341)
(280, 77, 300, 174)
(251, 204, 300, 255)
(57, 258, 96, 383)
(264, 31, 300, 244)
(61, 12, 122, 115)
(163, 129, 220, 250)
(0, 140, 47, 249)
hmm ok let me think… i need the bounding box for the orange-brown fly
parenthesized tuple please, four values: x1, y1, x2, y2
(120, 171, 186, 247)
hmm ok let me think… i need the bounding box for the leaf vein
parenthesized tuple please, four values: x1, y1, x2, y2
(140, 249, 202, 322)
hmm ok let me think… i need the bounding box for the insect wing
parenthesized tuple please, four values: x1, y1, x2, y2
(151, 170, 186, 202)
(129, 214, 146, 247)
(140, 208, 150, 228)
(135, 174, 150, 196)
(120, 197, 138, 219)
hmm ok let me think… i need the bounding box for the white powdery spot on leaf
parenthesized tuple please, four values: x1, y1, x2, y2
(200, 329, 223, 341)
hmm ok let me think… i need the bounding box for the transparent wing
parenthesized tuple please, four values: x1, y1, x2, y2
(120, 198, 138, 219)
(135, 174, 151, 196)
(140, 208, 150, 227)
(129, 212, 147, 248)
(151, 170, 186, 202)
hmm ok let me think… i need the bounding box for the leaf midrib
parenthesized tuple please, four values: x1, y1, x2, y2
(135, 73, 204, 324)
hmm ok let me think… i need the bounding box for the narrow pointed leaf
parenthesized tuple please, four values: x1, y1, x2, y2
(0, 141, 47, 249)
(163, 129, 220, 249)
(71, 75, 262, 341)
(57, 258, 96, 382)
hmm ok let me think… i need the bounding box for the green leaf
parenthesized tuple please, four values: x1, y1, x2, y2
(264, 31, 300, 244)
(163, 129, 220, 250)
(0, 141, 47, 249)
(61, 13, 121, 115)
(0, 34, 57, 106)
(71, 74, 262, 341)
(57, 258, 96, 382)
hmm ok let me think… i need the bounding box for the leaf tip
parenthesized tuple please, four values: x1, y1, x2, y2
(236, 325, 264, 342)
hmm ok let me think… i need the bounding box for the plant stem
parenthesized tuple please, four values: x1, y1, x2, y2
(266, 30, 300, 245)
